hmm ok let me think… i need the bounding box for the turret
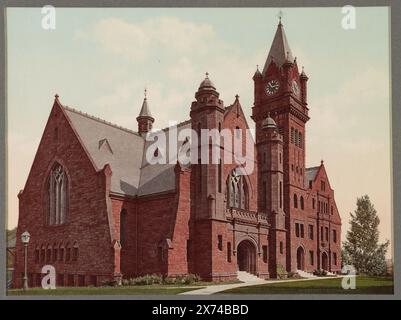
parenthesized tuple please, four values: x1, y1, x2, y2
(136, 89, 154, 136)
(300, 66, 309, 104)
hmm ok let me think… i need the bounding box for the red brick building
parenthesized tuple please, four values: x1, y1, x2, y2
(13, 22, 341, 287)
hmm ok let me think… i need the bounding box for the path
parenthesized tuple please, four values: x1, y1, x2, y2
(179, 275, 340, 295)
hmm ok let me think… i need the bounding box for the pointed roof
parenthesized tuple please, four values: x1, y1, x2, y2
(262, 21, 294, 74)
(138, 89, 153, 119)
(198, 72, 216, 91)
(138, 97, 152, 118)
(262, 113, 277, 130)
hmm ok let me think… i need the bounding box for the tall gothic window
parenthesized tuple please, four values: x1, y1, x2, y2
(226, 169, 248, 209)
(48, 163, 68, 225)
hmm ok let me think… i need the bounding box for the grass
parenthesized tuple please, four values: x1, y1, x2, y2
(7, 279, 243, 296)
(7, 284, 203, 296)
(217, 276, 394, 294)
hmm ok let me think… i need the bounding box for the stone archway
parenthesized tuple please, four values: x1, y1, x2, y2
(296, 246, 305, 270)
(321, 252, 329, 271)
(237, 240, 256, 274)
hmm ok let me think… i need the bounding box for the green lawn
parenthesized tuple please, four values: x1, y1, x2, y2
(7, 285, 203, 296)
(218, 276, 394, 294)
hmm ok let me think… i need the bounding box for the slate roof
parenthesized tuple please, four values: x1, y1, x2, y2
(62, 105, 194, 197)
(262, 22, 294, 74)
(138, 97, 153, 118)
(305, 166, 320, 188)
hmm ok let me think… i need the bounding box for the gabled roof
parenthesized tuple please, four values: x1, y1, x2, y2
(61, 103, 192, 197)
(139, 120, 192, 196)
(305, 166, 320, 188)
(63, 106, 144, 196)
(262, 22, 294, 74)
(224, 95, 252, 131)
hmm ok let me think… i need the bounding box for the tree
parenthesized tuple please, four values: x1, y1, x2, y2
(342, 195, 389, 276)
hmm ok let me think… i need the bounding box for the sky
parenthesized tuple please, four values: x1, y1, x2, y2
(6, 7, 392, 256)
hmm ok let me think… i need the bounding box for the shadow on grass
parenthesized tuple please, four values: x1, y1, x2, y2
(7, 285, 204, 296)
(217, 276, 394, 295)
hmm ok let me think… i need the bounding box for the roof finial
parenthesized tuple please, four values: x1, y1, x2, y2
(55, 93, 59, 99)
(277, 9, 283, 26)
(321, 159, 324, 165)
(235, 94, 239, 100)
(205, 72, 209, 79)
(144, 87, 147, 99)
(256, 64, 259, 71)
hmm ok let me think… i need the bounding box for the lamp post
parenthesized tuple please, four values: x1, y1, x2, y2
(21, 231, 30, 291)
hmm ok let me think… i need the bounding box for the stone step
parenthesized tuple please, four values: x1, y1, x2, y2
(296, 269, 318, 278)
(237, 271, 264, 282)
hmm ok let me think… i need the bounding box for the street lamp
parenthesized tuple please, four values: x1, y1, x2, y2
(21, 231, 30, 291)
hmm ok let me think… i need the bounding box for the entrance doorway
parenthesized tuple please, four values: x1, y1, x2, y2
(237, 240, 256, 274)
(296, 247, 305, 270)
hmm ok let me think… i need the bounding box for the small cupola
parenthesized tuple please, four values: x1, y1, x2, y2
(262, 113, 277, 131)
(198, 72, 216, 91)
(195, 72, 220, 101)
(253, 65, 262, 79)
(136, 89, 155, 135)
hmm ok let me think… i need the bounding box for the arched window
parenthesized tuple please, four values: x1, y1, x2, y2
(226, 169, 248, 210)
(300, 196, 304, 210)
(294, 194, 298, 208)
(40, 245, 46, 262)
(294, 129, 299, 147)
(48, 163, 68, 225)
(59, 244, 65, 262)
(72, 242, 79, 261)
(299, 132, 303, 149)
(46, 244, 52, 262)
(53, 243, 58, 262)
(66, 243, 71, 262)
(291, 127, 294, 144)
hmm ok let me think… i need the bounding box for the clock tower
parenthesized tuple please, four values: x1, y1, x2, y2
(252, 20, 310, 271)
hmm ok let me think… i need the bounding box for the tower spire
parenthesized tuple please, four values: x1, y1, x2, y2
(136, 88, 154, 135)
(278, 9, 283, 26)
(262, 19, 294, 74)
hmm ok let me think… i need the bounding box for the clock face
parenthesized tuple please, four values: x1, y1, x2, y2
(265, 80, 280, 95)
(291, 80, 299, 95)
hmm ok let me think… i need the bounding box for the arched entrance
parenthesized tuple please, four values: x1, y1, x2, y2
(237, 240, 256, 274)
(296, 247, 305, 270)
(321, 252, 329, 271)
